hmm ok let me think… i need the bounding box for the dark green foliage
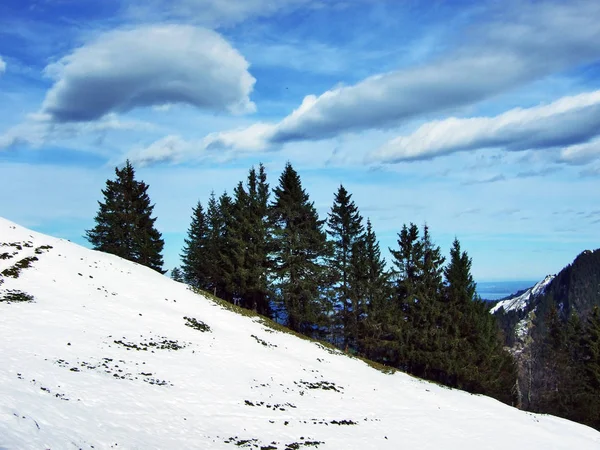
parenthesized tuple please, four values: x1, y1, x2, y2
(180, 201, 209, 288)
(177, 162, 521, 408)
(355, 220, 394, 363)
(387, 223, 446, 374)
(528, 306, 600, 430)
(230, 165, 272, 316)
(537, 249, 600, 326)
(327, 185, 365, 347)
(491, 248, 600, 429)
(385, 231, 516, 404)
(85, 160, 164, 273)
(270, 163, 330, 335)
(581, 307, 600, 427)
(170, 267, 184, 282)
(204, 192, 224, 296)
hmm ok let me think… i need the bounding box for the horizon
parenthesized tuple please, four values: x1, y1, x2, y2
(1, 0, 599, 281)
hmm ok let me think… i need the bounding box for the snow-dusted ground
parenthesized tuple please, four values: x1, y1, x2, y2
(490, 275, 555, 315)
(1, 217, 598, 450)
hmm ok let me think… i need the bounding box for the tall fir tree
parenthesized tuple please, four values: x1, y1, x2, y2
(237, 164, 272, 316)
(327, 185, 365, 348)
(85, 160, 164, 273)
(204, 192, 224, 297)
(270, 163, 330, 335)
(355, 219, 394, 361)
(580, 307, 600, 428)
(216, 191, 237, 302)
(170, 267, 184, 282)
(180, 201, 209, 288)
(443, 238, 516, 403)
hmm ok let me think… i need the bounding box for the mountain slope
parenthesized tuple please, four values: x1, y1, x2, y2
(1, 217, 598, 449)
(490, 275, 555, 315)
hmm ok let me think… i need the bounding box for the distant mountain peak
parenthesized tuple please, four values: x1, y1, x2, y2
(490, 274, 555, 315)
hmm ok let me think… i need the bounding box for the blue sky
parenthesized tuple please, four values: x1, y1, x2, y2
(1, 0, 599, 282)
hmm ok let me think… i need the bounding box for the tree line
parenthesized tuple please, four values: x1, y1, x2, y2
(86, 160, 516, 405)
(531, 305, 600, 430)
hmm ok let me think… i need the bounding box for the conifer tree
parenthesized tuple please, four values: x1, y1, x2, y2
(170, 267, 184, 282)
(181, 201, 209, 288)
(581, 307, 600, 428)
(270, 163, 329, 334)
(396, 224, 445, 378)
(204, 192, 224, 297)
(85, 160, 164, 273)
(389, 223, 426, 369)
(238, 164, 272, 316)
(443, 238, 516, 402)
(444, 237, 477, 306)
(356, 219, 394, 361)
(217, 191, 236, 302)
(327, 185, 365, 347)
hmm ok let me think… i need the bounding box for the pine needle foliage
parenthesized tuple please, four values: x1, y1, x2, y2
(85, 160, 164, 273)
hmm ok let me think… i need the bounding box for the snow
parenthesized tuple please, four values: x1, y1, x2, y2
(0, 217, 598, 449)
(490, 275, 555, 315)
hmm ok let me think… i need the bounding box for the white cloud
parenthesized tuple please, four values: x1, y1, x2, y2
(41, 25, 256, 122)
(370, 90, 600, 162)
(201, 1, 600, 152)
(0, 55, 6, 74)
(125, 135, 194, 167)
(0, 113, 154, 150)
(125, 0, 320, 27)
(559, 140, 600, 165)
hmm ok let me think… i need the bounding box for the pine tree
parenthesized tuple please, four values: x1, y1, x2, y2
(270, 163, 329, 335)
(180, 201, 209, 288)
(444, 238, 476, 307)
(356, 219, 394, 362)
(239, 164, 272, 316)
(85, 160, 164, 273)
(204, 192, 223, 297)
(217, 191, 237, 302)
(443, 238, 516, 403)
(404, 225, 445, 379)
(327, 185, 365, 348)
(580, 307, 600, 428)
(170, 267, 184, 282)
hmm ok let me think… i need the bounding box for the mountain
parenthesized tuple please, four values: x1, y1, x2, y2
(1, 217, 599, 449)
(492, 249, 600, 349)
(490, 275, 555, 350)
(490, 275, 555, 315)
(491, 249, 600, 427)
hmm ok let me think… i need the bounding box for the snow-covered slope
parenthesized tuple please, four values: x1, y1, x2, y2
(1, 218, 598, 449)
(490, 275, 555, 314)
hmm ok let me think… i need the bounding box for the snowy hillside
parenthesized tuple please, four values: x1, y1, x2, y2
(1, 218, 598, 449)
(490, 275, 555, 314)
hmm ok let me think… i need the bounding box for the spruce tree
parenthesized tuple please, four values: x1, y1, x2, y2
(327, 185, 365, 348)
(581, 307, 600, 428)
(181, 201, 209, 288)
(204, 192, 223, 297)
(170, 267, 184, 282)
(270, 163, 329, 335)
(235, 165, 272, 316)
(216, 191, 237, 302)
(85, 160, 164, 273)
(443, 238, 516, 402)
(356, 219, 394, 361)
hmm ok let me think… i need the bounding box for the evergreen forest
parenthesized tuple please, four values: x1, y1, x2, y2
(86, 160, 600, 430)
